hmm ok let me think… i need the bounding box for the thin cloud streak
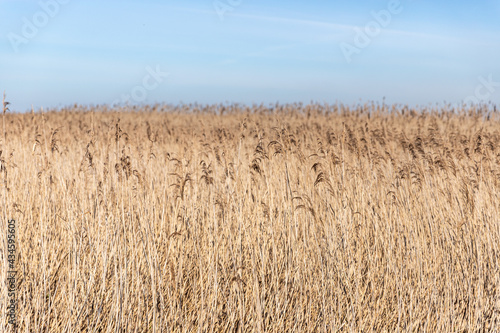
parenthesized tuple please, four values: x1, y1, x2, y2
(225, 11, 484, 45)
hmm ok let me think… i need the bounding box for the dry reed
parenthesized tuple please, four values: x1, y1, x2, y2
(1, 102, 500, 332)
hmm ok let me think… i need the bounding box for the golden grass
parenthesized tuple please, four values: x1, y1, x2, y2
(1, 103, 500, 331)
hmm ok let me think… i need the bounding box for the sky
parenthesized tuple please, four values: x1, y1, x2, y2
(0, 0, 499, 112)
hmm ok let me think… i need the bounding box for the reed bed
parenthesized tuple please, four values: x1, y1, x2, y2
(1, 103, 500, 331)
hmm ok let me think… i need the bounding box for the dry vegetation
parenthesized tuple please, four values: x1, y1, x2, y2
(1, 102, 500, 332)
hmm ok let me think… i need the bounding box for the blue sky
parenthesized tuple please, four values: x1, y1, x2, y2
(1, 0, 499, 112)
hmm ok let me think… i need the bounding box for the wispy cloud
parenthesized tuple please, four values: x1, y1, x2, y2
(224, 11, 487, 46)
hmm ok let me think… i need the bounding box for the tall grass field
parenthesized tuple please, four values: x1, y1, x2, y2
(1, 103, 500, 331)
